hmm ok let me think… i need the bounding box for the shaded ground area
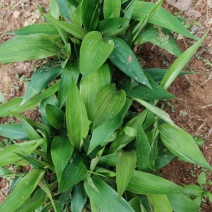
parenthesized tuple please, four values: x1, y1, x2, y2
(0, 0, 212, 210)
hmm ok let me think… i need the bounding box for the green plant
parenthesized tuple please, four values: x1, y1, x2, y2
(0, 0, 211, 211)
(184, 170, 212, 207)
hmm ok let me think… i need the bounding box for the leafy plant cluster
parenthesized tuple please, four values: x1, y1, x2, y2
(0, 0, 211, 211)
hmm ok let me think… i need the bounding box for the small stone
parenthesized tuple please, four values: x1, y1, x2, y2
(13, 10, 21, 18)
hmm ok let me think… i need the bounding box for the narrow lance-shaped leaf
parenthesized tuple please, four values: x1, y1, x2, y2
(135, 98, 176, 127)
(42, 12, 87, 39)
(0, 124, 28, 140)
(159, 123, 212, 171)
(80, 63, 111, 121)
(132, 1, 196, 40)
(116, 150, 137, 199)
(0, 138, 45, 166)
(127, 170, 183, 194)
(161, 32, 208, 89)
(58, 60, 79, 107)
(66, 79, 90, 149)
(0, 169, 45, 212)
(104, 0, 121, 19)
(148, 195, 172, 212)
(12, 23, 58, 35)
(136, 124, 151, 171)
(49, 0, 60, 19)
(51, 136, 74, 182)
(80, 31, 114, 77)
(55, 0, 70, 20)
(71, 182, 87, 212)
(82, 0, 100, 31)
(15, 188, 47, 212)
(109, 37, 151, 88)
(120, 75, 174, 100)
(0, 34, 61, 64)
(58, 152, 87, 192)
(46, 104, 65, 129)
(39, 179, 57, 212)
(168, 194, 200, 212)
(135, 24, 182, 57)
(84, 175, 134, 212)
(0, 81, 60, 117)
(21, 63, 62, 105)
(93, 84, 126, 128)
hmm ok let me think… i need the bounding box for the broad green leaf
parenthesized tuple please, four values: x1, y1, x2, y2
(59, 152, 87, 192)
(55, 0, 70, 20)
(97, 18, 127, 36)
(72, 2, 83, 26)
(144, 68, 192, 83)
(80, 31, 114, 77)
(16, 153, 53, 170)
(42, 12, 87, 39)
(39, 94, 58, 126)
(132, 0, 163, 42)
(132, 1, 196, 40)
(109, 37, 151, 88)
(12, 23, 58, 35)
(148, 195, 172, 212)
(168, 194, 199, 212)
(20, 118, 41, 140)
(0, 138, 45, 166)
(39, 179, 57, 212)
(49, 0, 60, 19)
(183, 184, 203, 197)
(84, 175, 134, 212)
(135, 99, 176, 127)
(0, 169, 44, 212)
(159, 124, 212, 170)
(81, 0, 100, 31)
(135, 24, 181, 56)
(136, 124, 151, 171)
(155, 150, 176, 169)
(46, 104, 65, 129)
(104, 0, 121, 19)
(15, 188, 46, 212)
(0, 124, 28, 140)
(93, 84, 126, 128)
(58, 61, 79, 107)
(66, 79, 90, 149)
(51, 136, 74, 182)
(161, 32, 208, 89)
(71, 182, 87, 212)
(116, 150, 136, 199)
(0, 35, 61, 64)
(120, 76, 174, 100)
(127, 170, 183, 194)
(80, 64, 111, 121)
(22, 63, 62, 105)
(88, 99, 132, 154)
(0, 81, 60, 117)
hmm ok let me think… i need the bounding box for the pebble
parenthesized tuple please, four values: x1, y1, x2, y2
(13, 10, 21, 19)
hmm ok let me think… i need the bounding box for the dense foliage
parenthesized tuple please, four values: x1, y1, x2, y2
(0, 0, 211, 211)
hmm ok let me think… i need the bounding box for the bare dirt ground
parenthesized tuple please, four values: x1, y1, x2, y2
(0, 0, 212, 210)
